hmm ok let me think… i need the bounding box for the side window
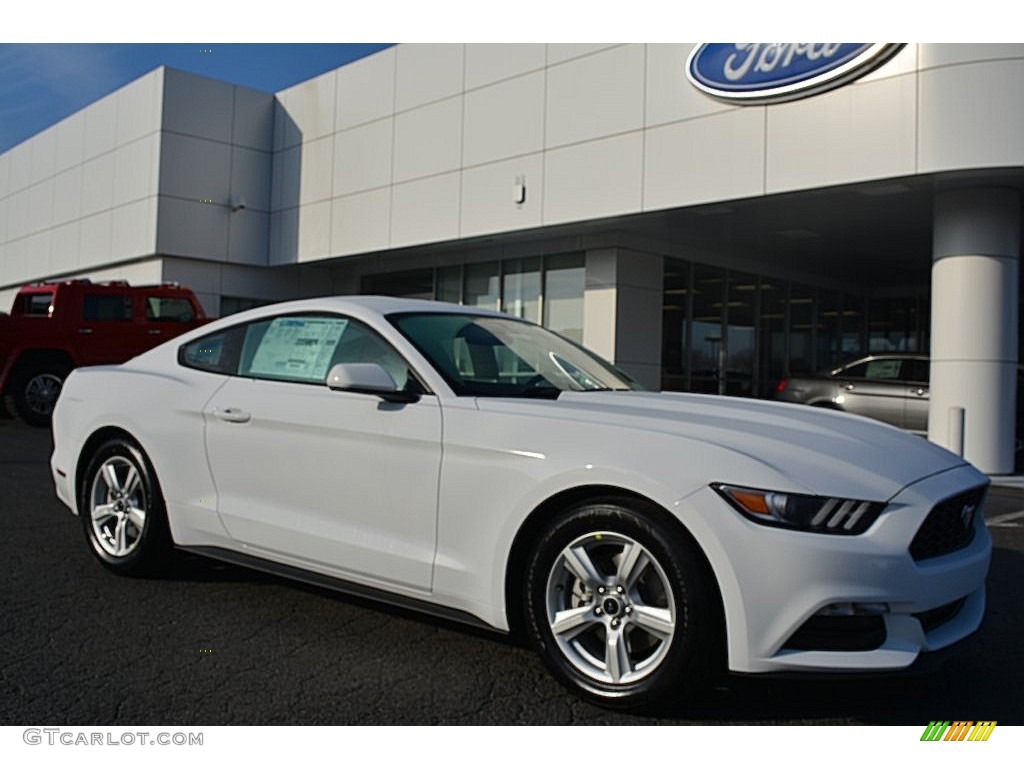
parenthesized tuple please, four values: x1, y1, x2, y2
(83, 294, 132, 321)
(839, 362, 868, 379)
(239, 315, 350, 384)
(864, 359, 903, 380)
(328, 320, 421, 391)
(146, 296, 196, 323)
(179, 326, 245, 375)
(903, 359, 929, 384)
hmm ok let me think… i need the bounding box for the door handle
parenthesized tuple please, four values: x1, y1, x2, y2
(844, 384, 856, 391)
(77, 328, 94, 334)
(911, 388, 928, 397)
(215, 407, 251, 424)
(148, 329, 162, 335)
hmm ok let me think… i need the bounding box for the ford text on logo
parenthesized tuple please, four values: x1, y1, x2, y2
(686, 44, 904, 105)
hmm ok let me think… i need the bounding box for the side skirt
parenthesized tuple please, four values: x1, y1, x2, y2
(179, 545, 502, 634)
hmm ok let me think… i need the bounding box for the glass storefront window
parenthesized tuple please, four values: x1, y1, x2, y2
(502, 258, 542, 324)
(436, 265, 462, 304)
(725, 272, 757, 397)
(688, 265, 725, 394)
(544, 254, 585, 344)
(362, 269, 434, 299)
(465, 262, 501, 311)
(661, 258, 690, 391)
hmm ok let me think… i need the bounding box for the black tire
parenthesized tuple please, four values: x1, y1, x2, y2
(79, 438, 172, 576)
(524, 499, 721, 710)
(4, 362, 70, 427)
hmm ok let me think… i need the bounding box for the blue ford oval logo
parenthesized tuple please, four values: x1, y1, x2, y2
(687, 44, 904, 105)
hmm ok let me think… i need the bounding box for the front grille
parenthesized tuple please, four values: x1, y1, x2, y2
(914, 598, 966, 634)
(782, 615, 886, 652)
(909, 486, 986, 562)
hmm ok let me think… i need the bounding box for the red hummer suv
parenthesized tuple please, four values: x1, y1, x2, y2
(0, 280, 207, 425)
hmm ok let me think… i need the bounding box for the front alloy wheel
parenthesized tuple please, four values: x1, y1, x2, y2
(525, 501, 720, 709)
(546, 532, 676, 685)
(81, 439, 171, 575)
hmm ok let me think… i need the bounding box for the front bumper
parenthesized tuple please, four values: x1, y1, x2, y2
(679, 463, 992, 675)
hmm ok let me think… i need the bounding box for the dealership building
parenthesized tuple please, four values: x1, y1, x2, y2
(0, 44, 1021, 473)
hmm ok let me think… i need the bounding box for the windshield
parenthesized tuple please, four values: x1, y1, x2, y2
(389, 312, 641, 398)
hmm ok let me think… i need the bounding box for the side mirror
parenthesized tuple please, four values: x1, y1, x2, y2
(326, 363, 419, 403)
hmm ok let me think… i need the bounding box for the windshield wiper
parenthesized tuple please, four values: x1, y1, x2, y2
(517, 386, 561, 399)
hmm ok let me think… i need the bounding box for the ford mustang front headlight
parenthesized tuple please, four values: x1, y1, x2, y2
(713, 484, 885, 535)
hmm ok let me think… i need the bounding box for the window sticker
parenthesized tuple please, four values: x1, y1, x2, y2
(248, 317, 349, 382)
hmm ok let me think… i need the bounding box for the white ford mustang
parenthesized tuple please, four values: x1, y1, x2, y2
(51, 296, 991, 708)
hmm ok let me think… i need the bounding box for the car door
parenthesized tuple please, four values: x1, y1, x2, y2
(75, 290, 138, 364)
(832, 358, 908, 429)
(200, 313, 442, 590)
(901, 358, 930, 434)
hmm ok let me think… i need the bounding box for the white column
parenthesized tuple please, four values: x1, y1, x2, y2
(583, 248, 664, 390)
(929, 188, 1020, 474)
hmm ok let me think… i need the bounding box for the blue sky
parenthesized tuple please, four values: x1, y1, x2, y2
(0, 44, 393, 154)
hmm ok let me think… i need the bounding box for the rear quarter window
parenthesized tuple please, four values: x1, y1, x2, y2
(179, 326, 245, 375)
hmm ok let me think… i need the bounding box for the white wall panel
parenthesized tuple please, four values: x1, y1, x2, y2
(920, 44, 1024, 69)
(79, 211, 113, 269)
(232, 87, 274, 150)
(113, 135, 159, 207)
(645, 43, 735, 128)
(6, 189, 30, 241)
(460, 153, 543, 238)
(53, 112, 85, 174)
(8, 144, 30, 194)
(645, 111, 766, 210)
(4, 238, 26, 285)
(28, 179, 54, 234)
(158, 133, 231, 202)
(298, 135, 334, 205)
(53, 166, 83, 225)
(919, 60, 1024, 172)
(156, 196, 228, 260)
(112, 197, 157, 260)
(23, 232, 51, 279)
(116, 69, 163, 146)
(393, 97, 462, 183)
(465, 44, 546, 90)
(391, 172, 460, 248)
(767, 74, 916, 193)
(80, 153, 115, 218)
(335, 47, 396, 131)
(228, 210, 268, 265)
(231, 146, 272, 212)
(395, 44, 463, 112)
(547, 44, 620, 66)
(463, 72, 544, 167)
(296, 200, 331, 261)
(82, 98, 117, 160)
(546, 45, 644, 148)
(49, 221, 81, 274)
(543, 133, 643, 225)
(330, 188, 391, 257)
(277, 70, 336, 146)
(162, 69, 233, 143)
(272, 145, 301, 212)
(332, 118, 393, 197)
(270, 209, 298, 265)
(0, 153, 9, 200)
(30, 125, 57, 183)
(859, 44, 918, 82)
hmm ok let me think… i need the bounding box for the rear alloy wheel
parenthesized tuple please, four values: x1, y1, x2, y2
(5, 365, 69, 426)
(81, 439, 171, 575)
(525, 501, 720, 709)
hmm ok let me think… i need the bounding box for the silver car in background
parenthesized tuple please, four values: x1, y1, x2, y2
(774, 355, 930, 434)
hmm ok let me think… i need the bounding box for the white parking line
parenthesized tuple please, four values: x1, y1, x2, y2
(987, 510, 1024, 528)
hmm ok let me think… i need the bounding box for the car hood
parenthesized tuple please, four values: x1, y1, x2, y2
(477, 390, 970, 501)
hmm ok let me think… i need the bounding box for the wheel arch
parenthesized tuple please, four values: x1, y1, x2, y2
(503, 484, 725, 645)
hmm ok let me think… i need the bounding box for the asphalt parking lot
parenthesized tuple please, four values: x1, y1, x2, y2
(1, 414, 1023, 726)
